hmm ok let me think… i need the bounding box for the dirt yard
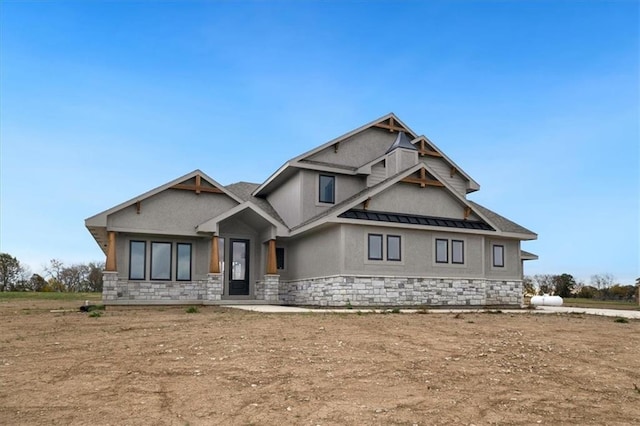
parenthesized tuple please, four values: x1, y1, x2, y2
(1, 300, 639, 425)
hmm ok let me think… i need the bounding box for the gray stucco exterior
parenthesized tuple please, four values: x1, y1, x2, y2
(86, 113, 537, 307)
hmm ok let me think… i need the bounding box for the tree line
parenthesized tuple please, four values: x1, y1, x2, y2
(0, 253, 104, 293)
(523, 273, 639, 301)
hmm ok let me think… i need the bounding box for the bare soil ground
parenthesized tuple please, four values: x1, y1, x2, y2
(1, 300, 639, 425)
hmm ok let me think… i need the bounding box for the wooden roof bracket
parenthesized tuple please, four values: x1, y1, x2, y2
(464, 206, 471, 220)
(363, 197, 371, 210)
(135, 200, 141, 214)
(334, 142, 339, 153)
(450, 167, 457, 178)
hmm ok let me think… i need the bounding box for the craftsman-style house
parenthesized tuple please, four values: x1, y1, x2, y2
(85, 113, 537, 306)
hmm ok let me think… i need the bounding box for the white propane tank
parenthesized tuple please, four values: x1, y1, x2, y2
(530, 294, 563, 306)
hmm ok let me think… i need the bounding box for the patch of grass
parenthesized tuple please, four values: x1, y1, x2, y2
(563, 298, 640, 311)
(345, 300, 353, 310)
(486, 310, 503, 314)
(390, 308, 401, 314)
(454, 312, 463, 319)
(86, 304, 105, 312)
(88, 310, 102, 318)
(0, 292, 101, 301)
(186, 306, 199, 314)
(613, 317, 629, 323)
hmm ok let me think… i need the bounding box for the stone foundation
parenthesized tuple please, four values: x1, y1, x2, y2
(279, 275, 522, 307)
(103, 272, 223, 304)
(256, 275, 280, 303)
(103, 272, 521, 307)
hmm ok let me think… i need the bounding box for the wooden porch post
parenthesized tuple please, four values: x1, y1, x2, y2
(209, 236, 220, 273)
(267, 239, 277, 275)
(105, 231, 117, 271)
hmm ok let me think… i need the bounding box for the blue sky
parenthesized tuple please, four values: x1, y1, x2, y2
(1, 1, 638, 284)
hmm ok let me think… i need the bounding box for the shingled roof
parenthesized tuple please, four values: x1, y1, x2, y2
(467, 200, 536, 237)
(224, 182, 288, 227)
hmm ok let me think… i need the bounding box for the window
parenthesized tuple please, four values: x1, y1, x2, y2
(493, 245, 504, 267)
(129, 241, 146, 280)
(276, 247, 285, 270)
(319, 175, 335, 204)
(176, 243, 192, 281)
(387, 235, 401, 261)
(452, 240, 464, 264)
(151, 242, 172, 280)
(368, 234, 383, 260)
(435, 239, 448, 263)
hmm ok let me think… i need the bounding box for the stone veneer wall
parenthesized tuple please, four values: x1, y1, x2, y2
(255, 275, 280, 303)
(102, 272, 223, 304)
(279, 275, 522, 307)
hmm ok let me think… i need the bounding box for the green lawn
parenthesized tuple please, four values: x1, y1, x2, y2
(0, 291, 102, 301)
(562, 297, 640, 311)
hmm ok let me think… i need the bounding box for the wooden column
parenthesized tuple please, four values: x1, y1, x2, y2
(105, 231, 117, 271)
(266, 239, 277, 275)
(209, 236, 220, 273)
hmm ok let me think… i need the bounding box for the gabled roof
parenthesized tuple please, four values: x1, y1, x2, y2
(467, 200, 536, 238)
(224, 182, 287, 227)
(253, 113, 416, 196)
(289, 161, 535, 240)
(196, 201, 288, 236)
(412, 135, 481, 193)
(85, 170, 242, 228)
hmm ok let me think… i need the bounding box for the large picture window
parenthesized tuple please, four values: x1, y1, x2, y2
(319, 175, 335, 204)
(129, 241, 146, 280)
(387, 235, 401, 261)
(368, 234, 383, 260)
(176, 243, 192, 281)
(493, 245, 505, 267)
(435, 239, 448, 263)
(151, 242, 172, 280)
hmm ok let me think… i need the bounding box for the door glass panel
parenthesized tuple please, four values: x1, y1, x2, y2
(232, 241, 247, 280)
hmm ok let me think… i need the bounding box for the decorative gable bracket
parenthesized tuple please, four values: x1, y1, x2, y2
(374, 116, 409, 133)
(401, 168, 444, 188)
(171, 174, 224, 195)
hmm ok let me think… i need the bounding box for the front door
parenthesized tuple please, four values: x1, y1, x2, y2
(229, 239, 250, 296)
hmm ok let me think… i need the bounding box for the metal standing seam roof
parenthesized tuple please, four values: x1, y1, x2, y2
(339, 209, 495, 231)
(386, 131, 418, 153)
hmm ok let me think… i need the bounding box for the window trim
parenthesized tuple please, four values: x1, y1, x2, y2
(386, 235, 402, 261)
(150, 241, 172, 281)
(129, 240, 146, 280)
(493, 244, 505, 268)
(452, 239, 464, 265)
(176, 243, 192, 281)
(318, 174, 336, 204)
(435, 238, 449, 264)
(367, 233, 383, 260)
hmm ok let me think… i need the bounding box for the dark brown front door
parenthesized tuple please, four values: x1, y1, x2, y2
(229, 239, 250, 296)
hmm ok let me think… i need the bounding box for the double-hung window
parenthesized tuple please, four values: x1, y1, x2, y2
(319, 175, 335, 204)
(452, 240, 464, 264)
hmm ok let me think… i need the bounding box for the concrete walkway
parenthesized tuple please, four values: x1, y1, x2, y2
(227, 304, 640, 319)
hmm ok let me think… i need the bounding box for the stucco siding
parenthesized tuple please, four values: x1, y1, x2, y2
(485, 238, 521, 279)
(424, 157, 468, 195)
(306, 127, 397, 168)
(266, 172, 302, 228)
(368, 183, 465, 219)
(342, 224, 484, 277)
(108, 190, 237, 235)
(285, 226, 342, 280)
(300, 170, 366, 224)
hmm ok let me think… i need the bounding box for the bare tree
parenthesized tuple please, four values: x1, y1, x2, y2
(590, 273, 614, 289)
